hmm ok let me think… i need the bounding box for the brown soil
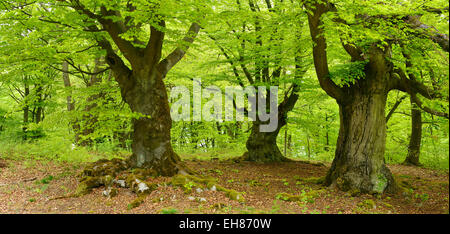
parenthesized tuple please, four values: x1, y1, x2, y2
(0, 158, 448, 214)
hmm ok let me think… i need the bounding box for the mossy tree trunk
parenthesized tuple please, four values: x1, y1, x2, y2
(326, 83, 396, 193)
(124, 68, 184, 176)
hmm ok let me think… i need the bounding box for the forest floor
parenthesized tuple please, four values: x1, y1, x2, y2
(0, 155, 448, 214)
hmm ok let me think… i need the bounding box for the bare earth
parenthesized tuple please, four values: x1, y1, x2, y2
(0, 157, 448, 214)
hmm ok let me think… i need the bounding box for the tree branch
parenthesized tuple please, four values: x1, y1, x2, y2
(305, 1, 344, 101)
(386, 95, 407, 123)
(158, 22, 201, 77)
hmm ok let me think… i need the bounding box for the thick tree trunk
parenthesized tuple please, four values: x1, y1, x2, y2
(244, 101, 293, 162)
(403, 97, 422, 166)
(125, 70, 186, 176)
(324, 44, 398, 194)
(326, 87, 397, 194)
(245, 120, 291, 162)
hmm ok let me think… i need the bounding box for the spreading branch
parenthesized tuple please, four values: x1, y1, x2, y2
(158, 22, 201, 77)
(305, 1, 344, 101)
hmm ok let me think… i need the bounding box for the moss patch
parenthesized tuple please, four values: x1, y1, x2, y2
(170, 174, 245, 202)
(276, 189, 324, 203)
(296, 176, 325, 185)
(357, 199, 376, 209)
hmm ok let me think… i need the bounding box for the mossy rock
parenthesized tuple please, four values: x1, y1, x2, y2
(382, 202, 393, 208)
(128, 194, 148, 210)
(357, 199, 376, 209)
(127, 176, 157, 194)
(170, 174, 217, 189)
(102, 187, 118, 198)
(348, 188, 361, 197)
(74, 176, 104, 197)
(306, 189, 324, 198)
(211, 203, 228, 209)
(170, 174, 190, 187)
(224, 189, 245, 203)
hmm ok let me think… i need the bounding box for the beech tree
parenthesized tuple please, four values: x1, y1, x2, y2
(61, 0, 208, 175)
(305, 0, 449, 193)
(207, 0, 309, 162)
(0, 0, 210, 175)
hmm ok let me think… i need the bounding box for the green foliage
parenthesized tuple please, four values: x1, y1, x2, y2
(329, 61, 368, 87)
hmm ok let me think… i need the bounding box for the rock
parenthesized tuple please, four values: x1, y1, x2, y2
(114, 179, 126, 188)
(196, 188, 203, 193)
(102, 187, 118, 198)
(187, 196, 196, 201)
(136, 179, 149, 193)
(210, 185, 217, 191)
(198, 197, 207, 202)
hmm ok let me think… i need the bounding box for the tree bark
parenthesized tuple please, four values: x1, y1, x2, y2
(403, 97, 422, 166)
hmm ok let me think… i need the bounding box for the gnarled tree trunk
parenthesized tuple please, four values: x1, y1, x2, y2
(119, 68, 186, 176)
(243, 83, 300, 162)
(326, 91, 396, 193)
(245, 117, 290, 162)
